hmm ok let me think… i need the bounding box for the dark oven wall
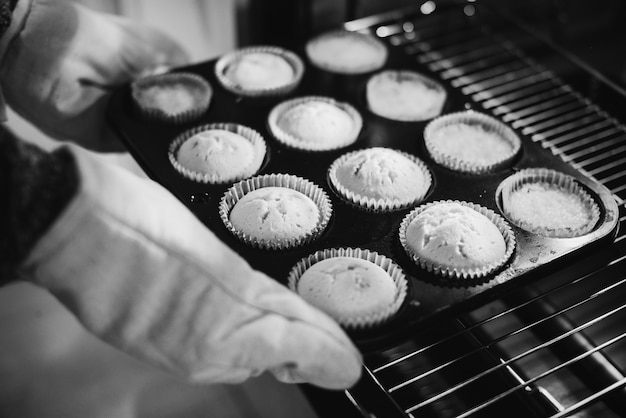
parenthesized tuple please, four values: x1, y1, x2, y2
(237, 0, 626, 105)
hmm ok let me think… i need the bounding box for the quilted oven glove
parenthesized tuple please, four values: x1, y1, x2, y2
(0, 0, 188, 151)
(21, 145, 363, 389)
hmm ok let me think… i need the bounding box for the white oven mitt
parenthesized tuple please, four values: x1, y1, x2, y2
(0, 0, 188, 151)
(21, 145, 363, 389)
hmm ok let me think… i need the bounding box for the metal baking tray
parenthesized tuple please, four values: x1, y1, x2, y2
(107, 40, 619, 351)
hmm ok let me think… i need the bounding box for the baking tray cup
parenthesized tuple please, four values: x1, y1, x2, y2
(168, 123, 266, 184)
(218, 173, 332, 250)
(328, 147, 432, 211)
(424, 110, 522, 174)
(214, 45, 304, 97)
(107, 35, 619, 348)
(366, 69, 447, 122)
(305, 29, 388, 74)
(131, 72, 212, 124)
(287, 247, 408, 330)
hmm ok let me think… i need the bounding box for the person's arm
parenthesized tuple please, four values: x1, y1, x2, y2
(0, 125, 77, 284)
(0, 129, 363, 389)
(0, 0, 362, 389)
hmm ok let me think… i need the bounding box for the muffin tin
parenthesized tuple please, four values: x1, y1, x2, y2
(107, 39, 619, 350)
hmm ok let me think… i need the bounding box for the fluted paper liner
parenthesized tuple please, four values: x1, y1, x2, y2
(306, 30, 388, 74)
(499, 168, 601, 238)
(214, 46, 304, 97)
(287, 247, 408, 329)
(268, 96, 362, 151)
(219, 174, 332, 250)
(424, 110, 521, 174)
(131, 72, 212, 124)
(328, 147, 432, 212)
(399, 200, 516, 281)
(366, 69, 447, 122)
(169, 123, 266, 184)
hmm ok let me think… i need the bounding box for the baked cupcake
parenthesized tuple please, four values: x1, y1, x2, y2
(219, 174, 332, 249)
(214, 46, 304, 97)
(399, 200, 515, 280)
(366, 70, 447, 121)
(268, 96, 362, 151)
(287, 248, 408, 329)
(498, 168, 600, 238)
(169, 123, 266, 184)
(131, 72, 212, 123)
(328, 147, 432, 211)
(424, 111, 521, 174)
(306, 30, 388, 74)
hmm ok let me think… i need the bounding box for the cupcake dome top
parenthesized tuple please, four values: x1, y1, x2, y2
(176, 129, 254, 177)
(229, 187, 320, 242)
(404, 202, 507, 272)
(306, 30, 388, 74)
(269, 96, 362, 151)
(329, 147, 431, 210)
(296, 257, 397, 323)
(169, 123, 266, 184)
(366, 70, 447, 122)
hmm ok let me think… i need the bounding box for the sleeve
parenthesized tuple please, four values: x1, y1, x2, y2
(0, 127, 79, 285)
(0, 1, 18, 37)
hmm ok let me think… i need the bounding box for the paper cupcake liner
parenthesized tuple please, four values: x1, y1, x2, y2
(287, 247, 408, 329)
(399, 200, 516, 281)
(131, 72, 212, 124)
(424, 110, 521, 174)
(268, 96, 363, 151)
(168, 123, 266, 184)
(498, 168, 601, 238)
(306, 30, 388, 74)
(219, 174, 332, 250)
(214, 46, 304, 97)
(366, 69, 447, 122)
(328, 148, 432, 212)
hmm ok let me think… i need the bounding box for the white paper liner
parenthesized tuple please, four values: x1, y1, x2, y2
(328, 147, 432, 212)
(499, 168, 601, 238)
(399, 200, 516, 280)
(268, 96, 363, 151)
(219, 174, 332, 250)
(214, 45, 304, 97)
(424, 110, 521, 174)
(131, 72, 212, 124)
(287, 247, 408, 329)
(366, 69, 447, 122)
(305, 30, 388, 74)
(168, 123, 266, 184)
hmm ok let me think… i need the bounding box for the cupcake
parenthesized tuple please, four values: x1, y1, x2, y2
(287, 248, 408, 329)
(498, 168, 600, 238)
(214, 46, 304, 97)
(131, 72, 212, 123)
(366, 70, 447, 121)
(328, 147, 432, 211)
(219, 174, 332, 249)
(268, 96, 362, 151)
(399, 200, 515, 280)
(306, 30, 388, 74)
(424, 111, 521, 174)
(169, 123, 266, 184)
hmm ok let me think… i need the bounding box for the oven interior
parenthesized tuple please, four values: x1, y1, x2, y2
(327, 2, 626, 417)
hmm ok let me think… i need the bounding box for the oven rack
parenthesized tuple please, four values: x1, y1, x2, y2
(343, 3, 626, 417)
